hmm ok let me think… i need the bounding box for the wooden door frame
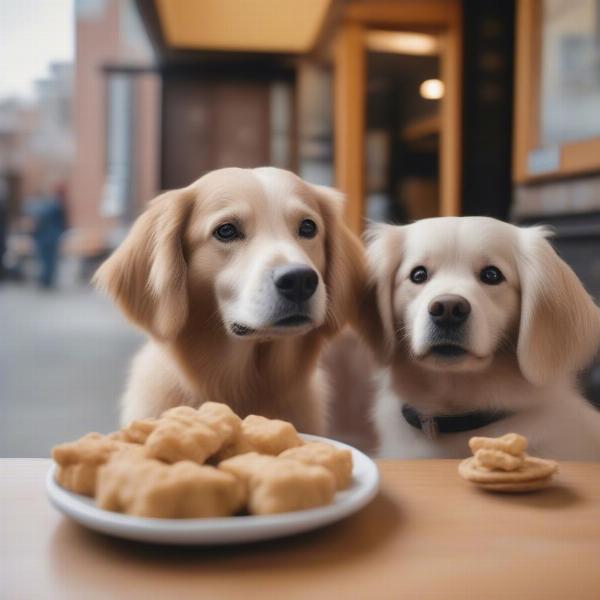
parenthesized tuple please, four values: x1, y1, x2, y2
(333, 0, 463, 233)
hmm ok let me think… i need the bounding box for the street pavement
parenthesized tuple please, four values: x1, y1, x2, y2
(0, 280, 143, 457)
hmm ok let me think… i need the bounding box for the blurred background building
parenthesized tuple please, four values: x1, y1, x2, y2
(0, 62, 73, 249)
(69, 0, 159, 265)
(2, 0, 600, 455)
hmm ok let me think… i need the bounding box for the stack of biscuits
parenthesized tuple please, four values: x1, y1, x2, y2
(52, 403, 353, 519)
(458, 433, 558, 492)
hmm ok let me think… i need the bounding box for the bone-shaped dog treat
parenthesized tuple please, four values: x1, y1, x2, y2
(469, 433, 527, 456)
(473, 447, 524, 471)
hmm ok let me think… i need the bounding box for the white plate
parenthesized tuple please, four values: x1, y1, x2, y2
(46, 434, 379, 545)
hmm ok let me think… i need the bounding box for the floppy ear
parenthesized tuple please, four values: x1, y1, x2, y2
(517, 227, 600, 386)
(364, 223, 405, 360)
(311, 185, 367, 335)
(93, 188, 194, 340)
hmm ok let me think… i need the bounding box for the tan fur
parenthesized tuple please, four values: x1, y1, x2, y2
(94, 168, 365, 434)
(516, 227, 600, 386)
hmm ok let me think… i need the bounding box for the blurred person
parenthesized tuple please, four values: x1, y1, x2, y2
(25, 184, 68, 289)
(0, 177, 8, 280)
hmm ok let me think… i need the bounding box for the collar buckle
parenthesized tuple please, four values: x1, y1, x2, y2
(419, 415, 439, 439)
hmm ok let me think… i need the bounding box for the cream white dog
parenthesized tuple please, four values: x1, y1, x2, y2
(366, 217, 600, 460)
(94, 167, 365, 433)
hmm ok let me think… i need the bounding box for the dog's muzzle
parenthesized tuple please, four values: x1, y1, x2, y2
(229, 264, 319, 336)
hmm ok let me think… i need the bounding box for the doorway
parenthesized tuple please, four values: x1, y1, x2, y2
(365, 32, 442, 222)
(333, 0, 462, 232)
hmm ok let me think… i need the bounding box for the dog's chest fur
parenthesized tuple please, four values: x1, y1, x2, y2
(172, 330, 326, 426)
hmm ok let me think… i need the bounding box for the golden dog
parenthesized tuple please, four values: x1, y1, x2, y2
(95, 167, 365, 434)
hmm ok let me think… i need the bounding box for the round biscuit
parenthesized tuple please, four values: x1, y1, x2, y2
(475, 478, 554, 493)
(458, 455, 558, 484)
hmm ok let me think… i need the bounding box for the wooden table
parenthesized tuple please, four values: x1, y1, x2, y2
(2, 459, 600, 599)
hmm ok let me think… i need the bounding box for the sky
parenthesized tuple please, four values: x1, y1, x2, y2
(0, 0, 74, 100)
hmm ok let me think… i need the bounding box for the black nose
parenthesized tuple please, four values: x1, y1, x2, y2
(428, 294, 471, 326)
(273, 264, 319, 303)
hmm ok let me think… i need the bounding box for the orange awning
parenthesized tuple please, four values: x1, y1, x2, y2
(155, 0, 332, 53)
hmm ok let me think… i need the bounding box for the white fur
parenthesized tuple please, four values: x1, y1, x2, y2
(367, 217, 600, 460)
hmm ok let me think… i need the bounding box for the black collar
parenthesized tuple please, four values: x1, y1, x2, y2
(401, 404, 510, 438)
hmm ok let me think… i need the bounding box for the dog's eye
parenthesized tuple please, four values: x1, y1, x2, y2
(298, 218, 318, 239)
(213, 223, 241, 242)
(410, 266, 428, 284)
(480, 266, 504, 285)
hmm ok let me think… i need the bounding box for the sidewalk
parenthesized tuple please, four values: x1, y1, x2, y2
(0, 281, 143, 457)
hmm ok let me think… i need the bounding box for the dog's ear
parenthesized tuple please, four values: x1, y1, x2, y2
(516, 227, 600, 386)
(364, 223, 404, 360)
(93, 188, 194, 340)
(311, 185, 367, 335)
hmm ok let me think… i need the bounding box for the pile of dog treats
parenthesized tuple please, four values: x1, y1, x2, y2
(52, 402, 352, 518)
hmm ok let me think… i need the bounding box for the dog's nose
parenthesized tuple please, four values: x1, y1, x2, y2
(273, 264, 319, 303)
(428, 294, 471, 326)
